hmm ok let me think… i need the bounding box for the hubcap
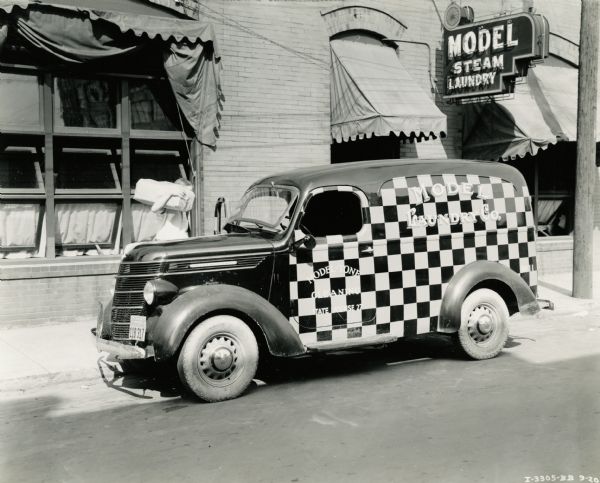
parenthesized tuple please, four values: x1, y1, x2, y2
(477, 315, 493, 334)
(212, 347, 234, 371)
(199, 335, 240, 381)
(467, 305, 498, 343)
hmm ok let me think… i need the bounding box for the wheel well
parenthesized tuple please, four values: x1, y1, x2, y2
(469, 280, 519, 315)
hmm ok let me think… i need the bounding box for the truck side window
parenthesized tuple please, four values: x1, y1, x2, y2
(301, 190, 363, 237)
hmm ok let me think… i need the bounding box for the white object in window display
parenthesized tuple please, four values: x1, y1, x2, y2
(134, 178, 194, 241)
(134, 178, 195, 213)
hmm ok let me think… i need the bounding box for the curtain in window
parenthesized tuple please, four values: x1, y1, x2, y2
(0, 1, 223, 146)
(132, 203, 164, 242)
(55, 203, 117, 246)
(0, 202, 39, 248)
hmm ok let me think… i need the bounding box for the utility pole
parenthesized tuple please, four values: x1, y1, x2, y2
(573, 0, 599, 298)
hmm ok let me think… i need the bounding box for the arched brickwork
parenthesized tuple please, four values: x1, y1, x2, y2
(321, 5, 407, 39)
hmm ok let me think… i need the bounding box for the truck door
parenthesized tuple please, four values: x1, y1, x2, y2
(289, 186, 376, 343)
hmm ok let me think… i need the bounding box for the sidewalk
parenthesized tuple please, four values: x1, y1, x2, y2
(0, 321, 103, 392)
(1, 271, 599, 393)
(536, 271, 600, 315)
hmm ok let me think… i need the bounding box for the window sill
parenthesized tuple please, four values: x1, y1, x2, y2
(536, 235, 573, 252)
(0, 255, 121, 280)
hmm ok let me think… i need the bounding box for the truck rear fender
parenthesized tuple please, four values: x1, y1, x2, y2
(149, 284, 306, 360)
(438, 260, 539, 333)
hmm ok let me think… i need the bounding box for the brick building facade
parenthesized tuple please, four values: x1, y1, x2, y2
(0, 0, 598, 326)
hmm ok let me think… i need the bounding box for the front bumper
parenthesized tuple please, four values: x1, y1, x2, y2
(94, 301, 152, 360)
(94, 334, 148, 359)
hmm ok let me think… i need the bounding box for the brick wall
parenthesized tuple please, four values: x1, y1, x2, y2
(0, 259, 118, 327)
(199, 0, 466, 231)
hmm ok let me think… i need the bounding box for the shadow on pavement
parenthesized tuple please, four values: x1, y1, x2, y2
(1, 351, 599, 483)
(255, 333, 460, 385)
(96, 356, 183, 400)
(92, 334, 464, 400)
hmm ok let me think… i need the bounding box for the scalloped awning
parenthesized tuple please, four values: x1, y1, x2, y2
(463, 63, 600, 161)
(330, 37, 447, 143)
(0, 0, 222, 147)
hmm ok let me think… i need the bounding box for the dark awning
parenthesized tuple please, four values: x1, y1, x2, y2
(330, 37, 447, 143)
(0, 0, 222, 147)
(463, 64, 600, 160)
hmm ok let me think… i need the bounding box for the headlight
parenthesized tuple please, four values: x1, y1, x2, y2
(143, 281, 155, 305)
(143, 279, 178, 306)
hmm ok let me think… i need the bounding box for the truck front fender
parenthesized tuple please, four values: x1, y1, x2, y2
(438, 261, 539, 333)
(148, 284, 305, 360)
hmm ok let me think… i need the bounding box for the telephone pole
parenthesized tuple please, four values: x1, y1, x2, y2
(573, 0, 599, 298)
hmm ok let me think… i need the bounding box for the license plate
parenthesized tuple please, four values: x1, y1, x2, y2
(129, 315, 146, 341)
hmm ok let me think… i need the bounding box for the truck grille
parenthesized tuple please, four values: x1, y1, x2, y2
(111, 261, 163, 341)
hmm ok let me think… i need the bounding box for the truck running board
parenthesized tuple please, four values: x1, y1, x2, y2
(306, 335, 398, 352)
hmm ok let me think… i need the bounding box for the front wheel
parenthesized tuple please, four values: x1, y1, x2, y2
(454, 288, 509, 360)
(177, 315, 259, 402)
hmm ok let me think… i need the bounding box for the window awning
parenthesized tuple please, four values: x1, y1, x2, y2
(330, 37, 447, 143)
(0, 0, 223, 147)
(463, 63, 600, 161)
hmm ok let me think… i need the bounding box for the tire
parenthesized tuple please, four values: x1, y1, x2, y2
(177, 315, 259, 402)
(454, 288, 509, 360)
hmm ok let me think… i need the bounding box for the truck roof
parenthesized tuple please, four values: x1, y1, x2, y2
(252, 159, 526, 194)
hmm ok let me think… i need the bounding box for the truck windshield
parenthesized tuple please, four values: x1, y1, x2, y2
(225, 185, 298, 234)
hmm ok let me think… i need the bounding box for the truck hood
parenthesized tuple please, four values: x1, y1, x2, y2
(122, 233, 275, 262)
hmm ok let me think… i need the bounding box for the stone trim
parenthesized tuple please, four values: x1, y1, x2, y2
(321, 5, 407, 39)
(0, 256, 120, 280)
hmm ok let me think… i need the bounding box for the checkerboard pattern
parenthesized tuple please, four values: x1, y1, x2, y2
(289, 176, 537, 346)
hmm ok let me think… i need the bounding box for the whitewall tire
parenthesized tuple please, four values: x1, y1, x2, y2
(454, 288, 510, 360)
(177, 315, 259, 402)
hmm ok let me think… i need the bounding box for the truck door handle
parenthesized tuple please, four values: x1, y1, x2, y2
(361, 246, 373, 254)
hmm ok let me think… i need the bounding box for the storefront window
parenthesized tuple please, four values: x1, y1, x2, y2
(131, 147, 187, 186)
(0, 149, 44, 190)
(506, 143, 576, 237)
(55, 149, 120, 191)
(130, 144, 189, 241)
(130, 80, 178, 131)
(55, 202, 120, 255)
(0, 138, 45, 258)
(0, 69, 190, 259)
(0, 73, 41, 131)
(0, 202, 43, 258)
(54, 78, 118, 129)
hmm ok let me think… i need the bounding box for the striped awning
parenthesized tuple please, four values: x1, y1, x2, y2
(330, 36, 447, 143)
(463, 63, 600, 161)
(0, 0, 222, 147)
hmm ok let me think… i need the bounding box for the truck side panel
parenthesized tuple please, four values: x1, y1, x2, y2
(293, 173, 537, 345)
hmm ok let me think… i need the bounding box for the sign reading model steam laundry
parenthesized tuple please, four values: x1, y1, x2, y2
(443, 12, 549, 100)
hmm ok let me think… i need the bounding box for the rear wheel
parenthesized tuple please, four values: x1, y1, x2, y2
(454, 288, 509, 360)
(177, 315, 259, 402)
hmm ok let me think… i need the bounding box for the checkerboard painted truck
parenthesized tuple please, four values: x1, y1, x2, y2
(95, 159, 541, 402)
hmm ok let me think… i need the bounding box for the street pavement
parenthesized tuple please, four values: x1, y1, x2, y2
(0, 271, 599, 482)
